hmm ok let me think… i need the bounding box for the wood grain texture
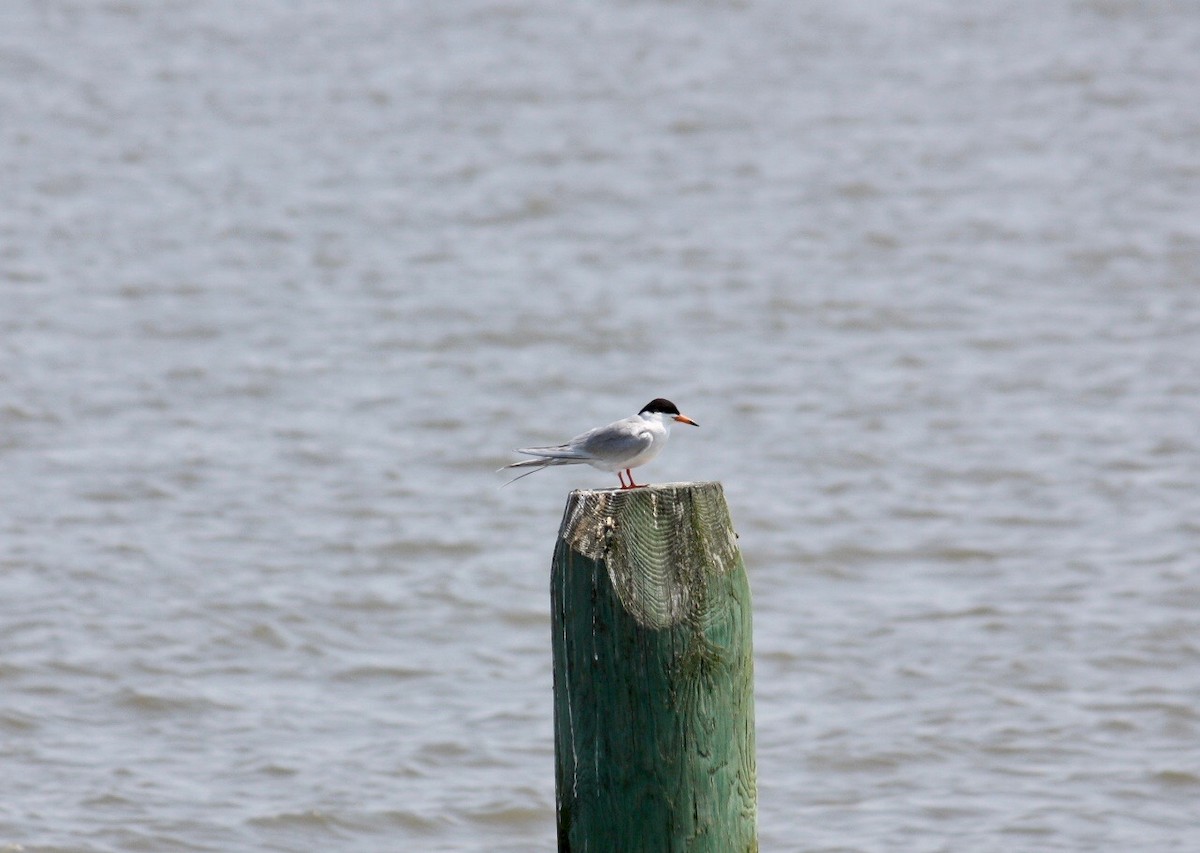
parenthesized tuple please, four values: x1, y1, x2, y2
(552, 482, 757, 853)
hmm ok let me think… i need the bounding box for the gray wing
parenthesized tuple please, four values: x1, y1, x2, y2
(514, 420, 650, 462)
(576, 421, 653, 463)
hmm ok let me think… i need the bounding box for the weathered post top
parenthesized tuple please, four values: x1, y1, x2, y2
(558, 481, 741, 630)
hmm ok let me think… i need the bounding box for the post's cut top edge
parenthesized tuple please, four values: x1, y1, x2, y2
(567, 480, 723, 499)
(555, 480, 740, 628)
(557, 480, 736, 563)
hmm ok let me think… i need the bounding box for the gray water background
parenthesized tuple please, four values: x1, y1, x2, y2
(2, 1, 1199, 850)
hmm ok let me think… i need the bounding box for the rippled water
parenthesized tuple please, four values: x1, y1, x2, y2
(3, 1, 1199, 850)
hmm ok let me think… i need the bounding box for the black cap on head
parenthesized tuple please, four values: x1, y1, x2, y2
(640, 398, 681, 416)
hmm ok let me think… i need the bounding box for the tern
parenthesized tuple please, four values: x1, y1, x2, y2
(502, 398, 699, 489)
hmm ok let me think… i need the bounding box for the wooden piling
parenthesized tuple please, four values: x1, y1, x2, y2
(551, 482, 757, 853)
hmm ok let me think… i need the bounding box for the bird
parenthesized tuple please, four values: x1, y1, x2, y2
(502, 398, 699, 489)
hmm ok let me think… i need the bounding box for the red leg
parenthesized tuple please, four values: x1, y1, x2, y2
(625, 468, 641, 488)
(617, 470, 628, 489)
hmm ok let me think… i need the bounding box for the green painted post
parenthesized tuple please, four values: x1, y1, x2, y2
(551, 482, 757, 853)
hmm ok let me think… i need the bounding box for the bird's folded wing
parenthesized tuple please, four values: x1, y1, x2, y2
(578, 426, 653, 460)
